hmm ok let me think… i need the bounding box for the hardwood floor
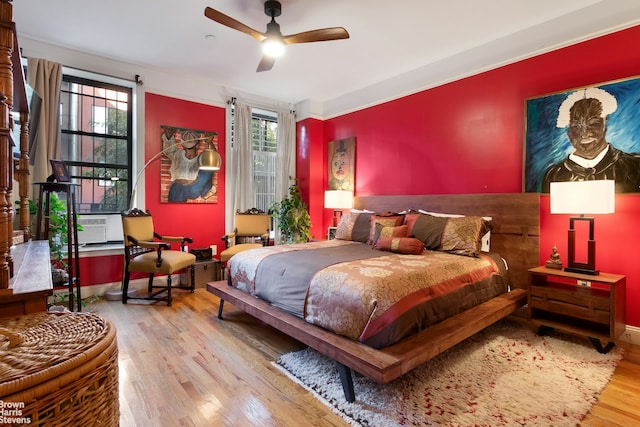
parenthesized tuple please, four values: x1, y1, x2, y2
(88, 288, 640, 427)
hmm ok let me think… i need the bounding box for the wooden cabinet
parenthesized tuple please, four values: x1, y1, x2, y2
(0, 1, 31, 288)
(0, 1, 51, 317)
(528, 266, 626, 353)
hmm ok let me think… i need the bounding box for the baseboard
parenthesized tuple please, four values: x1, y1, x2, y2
(620, 325, 640, 346)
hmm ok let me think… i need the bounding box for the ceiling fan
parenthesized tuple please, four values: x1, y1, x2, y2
(204, 1, 350, 72)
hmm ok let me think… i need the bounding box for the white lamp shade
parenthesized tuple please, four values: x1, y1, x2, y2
(550, 180, 615, 214)
(324, 190, 353, 209)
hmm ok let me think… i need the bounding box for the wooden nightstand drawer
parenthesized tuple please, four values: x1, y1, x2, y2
(527, 266, 626, 353)
(529, 283, 610, 312)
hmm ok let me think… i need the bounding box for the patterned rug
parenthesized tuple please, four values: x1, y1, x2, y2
(275, 320, 623, 426)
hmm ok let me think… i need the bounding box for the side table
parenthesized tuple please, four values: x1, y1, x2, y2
(528, 266, 626, 353)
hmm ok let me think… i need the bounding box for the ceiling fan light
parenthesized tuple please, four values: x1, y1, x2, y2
(262, 38, 285, 57)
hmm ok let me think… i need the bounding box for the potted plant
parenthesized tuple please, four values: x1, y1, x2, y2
(18, 194, 82, 285)
(44, 194, 73, 284)
(270, 178, 312, 244)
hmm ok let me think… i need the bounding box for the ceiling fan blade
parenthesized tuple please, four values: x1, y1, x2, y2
(204, 7, 266, 42)
(257, 55, 276, 72)
(283, 27, 349, 44)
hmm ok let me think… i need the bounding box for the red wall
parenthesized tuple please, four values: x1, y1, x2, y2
(79, 254, 122, 286)
(301, 25, 640, 327)
(296, 118, 325, 240)
(143, 93, 226, 252)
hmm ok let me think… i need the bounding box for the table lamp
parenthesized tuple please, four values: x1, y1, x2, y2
(550, 180, 615, 275)
(324, 190, 353, 227)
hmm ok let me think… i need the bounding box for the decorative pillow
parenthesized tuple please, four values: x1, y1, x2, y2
(402, 212, 422, 236)
(367, 213, 404, 245)
(371, 224, 408, 245)
(415, 210, 492, 251)
(407, 214, 490, 257)
(374, 237, 425, 255)
(335, 211, 373, 242)
(440, 216, 489, 256)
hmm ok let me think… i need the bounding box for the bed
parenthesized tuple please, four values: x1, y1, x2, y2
(207, 193, 540, 402)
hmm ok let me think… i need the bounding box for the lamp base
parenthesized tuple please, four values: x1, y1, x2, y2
(564, 266, 599, 276)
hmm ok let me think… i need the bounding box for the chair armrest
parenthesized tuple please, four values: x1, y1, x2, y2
(155, 233, 194, 244)
(135, 239, 171, 251)
(222, 231, 236, 249)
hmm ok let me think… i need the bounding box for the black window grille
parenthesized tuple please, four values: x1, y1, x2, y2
(59, 75, 132, 214)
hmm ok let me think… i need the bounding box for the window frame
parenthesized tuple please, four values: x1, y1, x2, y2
(59, 73, 133, 215)
(251, 110, 277, 213)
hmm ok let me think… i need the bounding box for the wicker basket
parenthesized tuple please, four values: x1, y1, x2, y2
(0, 312, 118, 426)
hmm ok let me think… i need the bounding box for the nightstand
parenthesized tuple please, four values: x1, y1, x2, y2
(528, 266, 626, 353)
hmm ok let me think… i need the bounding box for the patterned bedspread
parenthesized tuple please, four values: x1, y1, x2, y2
(228, 240, 508, 348)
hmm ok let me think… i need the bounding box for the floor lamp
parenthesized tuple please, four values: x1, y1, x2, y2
(324, 190, 353, 227)
(550, 180, 615, 275)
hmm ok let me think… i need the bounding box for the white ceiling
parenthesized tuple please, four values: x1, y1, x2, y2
(12, 0, 640, 117)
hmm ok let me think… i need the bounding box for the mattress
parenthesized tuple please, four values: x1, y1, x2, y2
(227, 239, 509, 348)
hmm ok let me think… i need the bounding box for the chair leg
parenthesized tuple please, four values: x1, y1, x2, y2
(148, 274, 154, 293)
(190, 265, 195, 292)
(122, 270, 131, 304)
(166, 273, 172, 306)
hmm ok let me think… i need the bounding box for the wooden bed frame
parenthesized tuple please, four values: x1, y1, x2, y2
(207, 193, 540, 402)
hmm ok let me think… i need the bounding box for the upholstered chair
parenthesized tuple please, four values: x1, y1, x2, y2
(220, 208, 271, 277)
(121, 208, 196, 305)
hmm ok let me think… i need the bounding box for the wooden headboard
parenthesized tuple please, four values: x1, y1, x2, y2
(354, 193, 540, 289)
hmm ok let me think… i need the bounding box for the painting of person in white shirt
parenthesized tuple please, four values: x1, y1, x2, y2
(162, 128, 216, 202)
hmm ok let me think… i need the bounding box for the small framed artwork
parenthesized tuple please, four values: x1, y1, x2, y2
(50, 160, 71, 182)
(327, 226, 338, 240)
(328, 137, 356, 191)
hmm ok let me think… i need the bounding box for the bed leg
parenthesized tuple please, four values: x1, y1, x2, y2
(218, 299, 225, 319)
(336, 362, 355, 402)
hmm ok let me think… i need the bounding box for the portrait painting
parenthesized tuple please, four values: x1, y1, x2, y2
(160, 125, 219, 203)
(328, 137, 356, 191)
(524, 76, 640, 193)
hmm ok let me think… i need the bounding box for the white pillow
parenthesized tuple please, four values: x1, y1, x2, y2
(417, 209, 492, 222)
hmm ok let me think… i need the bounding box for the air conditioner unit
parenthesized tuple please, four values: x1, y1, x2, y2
(77, 216, 108, 244)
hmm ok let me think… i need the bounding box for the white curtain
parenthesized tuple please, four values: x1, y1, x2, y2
(274, 110, 296, 242)
(275, 110, 296, 203)
(27, 58, 62, 191)
(231, 101, 255, 217)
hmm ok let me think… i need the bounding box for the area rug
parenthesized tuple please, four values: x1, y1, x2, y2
(275, 320, 623, 426)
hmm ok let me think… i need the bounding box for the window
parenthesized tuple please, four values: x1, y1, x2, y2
(59, 75, 132, 214)
(252, 111, 277, 212)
